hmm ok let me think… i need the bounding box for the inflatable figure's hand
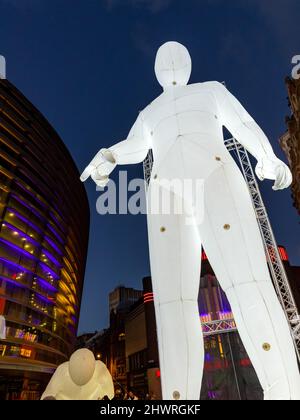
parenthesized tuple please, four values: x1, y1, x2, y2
(255, 157, 292, 191)
(80, 149, 117, 187)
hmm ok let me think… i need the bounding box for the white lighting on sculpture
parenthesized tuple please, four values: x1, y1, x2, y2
(41, 349, 114, 400)
(81, 41, 300, 400)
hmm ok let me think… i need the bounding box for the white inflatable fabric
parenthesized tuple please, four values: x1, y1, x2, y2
(41, 349, 114, 400)
(0, 315, 6, 339)
(81, 42, 299, 400)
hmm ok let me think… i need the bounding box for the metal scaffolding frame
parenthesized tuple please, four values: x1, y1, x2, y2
(202, 319, 237, 337)
(143, 149, 153, 189)
(143, 140, 300, 360)
(225, 137, 300, 360)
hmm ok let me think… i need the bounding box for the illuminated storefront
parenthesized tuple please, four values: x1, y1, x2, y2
(0, 79, 89, 399)
(199, 254, 262, 400)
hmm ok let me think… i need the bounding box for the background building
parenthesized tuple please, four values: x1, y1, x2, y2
(82, 244, 299, 400)
(109, 286, 143, 315)
(278, 245, 300, 312)
(108, 287, 142, 389)
(125, 263, 263, 400)
(280, 77, 300, 215)
(199, 252, 262, 400)
(125, 277, 161, 399)
(78, 281, 160, 398)
(0, 79, 89, 399)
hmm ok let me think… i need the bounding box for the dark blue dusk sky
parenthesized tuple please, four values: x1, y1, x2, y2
(0, 0, 299, 334)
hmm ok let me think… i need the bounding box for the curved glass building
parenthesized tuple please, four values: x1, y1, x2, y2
(0, 79, 89, 399)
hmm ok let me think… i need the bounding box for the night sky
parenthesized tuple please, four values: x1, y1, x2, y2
(0, 0, 299, 334)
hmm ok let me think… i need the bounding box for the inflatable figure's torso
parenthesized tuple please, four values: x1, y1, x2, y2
(142, 82, 230, 177)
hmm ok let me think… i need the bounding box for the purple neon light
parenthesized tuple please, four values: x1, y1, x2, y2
(3, 222, 40, 247)
(0, 237, 38, 260)
(38, 262, 59, 279)
(6, 207, 43, 235)
(14, 180, 48, 210)
(52, 201, 66, 225)
(221, 303, 231, 313)
(200, 311, 234, 320)
(0, 275, 55, 305)
(11, 193, 44, 222)
(0, 274, 27, 290)
(11, 189, 63, 244)
(207, 391, 217, 399)
(0, 231, 60, 277)
(42, 249, 62, 268)
(0, 257, 58, 292)
(43, 235, 63, 256)
(5, 207, 63, 259)
(205, 353, 212, 362)
(47, 223, 64, 245)
(219, 311, 233, 317)
(49, 211, 67, 234)
(37, 277, 57, 292)
(0, 256, 33, 275)
(35, 291, 55, 305)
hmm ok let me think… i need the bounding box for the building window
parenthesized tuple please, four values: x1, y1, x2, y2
(129, 350, 147, 372)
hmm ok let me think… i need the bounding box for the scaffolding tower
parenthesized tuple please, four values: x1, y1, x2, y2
(143, 139, 300, 362)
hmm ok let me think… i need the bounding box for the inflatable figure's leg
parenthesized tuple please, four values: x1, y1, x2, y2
(147, 184, 204, 400)
(198, 163, 300, 400)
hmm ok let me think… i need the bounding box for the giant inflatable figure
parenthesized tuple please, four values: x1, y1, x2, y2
(41, 349, 114, 400)
(81, 42, 300, 400)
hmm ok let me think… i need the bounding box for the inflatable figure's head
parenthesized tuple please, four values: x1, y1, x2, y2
(155, 41, 191, 89)
(69, 349, 96, 386)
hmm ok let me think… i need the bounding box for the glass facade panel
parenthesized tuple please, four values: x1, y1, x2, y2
(0, 78, 89, 398)
(199, 262, 263, 400)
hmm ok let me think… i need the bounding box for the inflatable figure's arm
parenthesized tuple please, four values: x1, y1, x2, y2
(41, 364, 68, 400)
(80, 114, 150, 187)
(108, 114, 150, 164)
(214, 82, 292, 190)
(95, 361, 115, 400)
